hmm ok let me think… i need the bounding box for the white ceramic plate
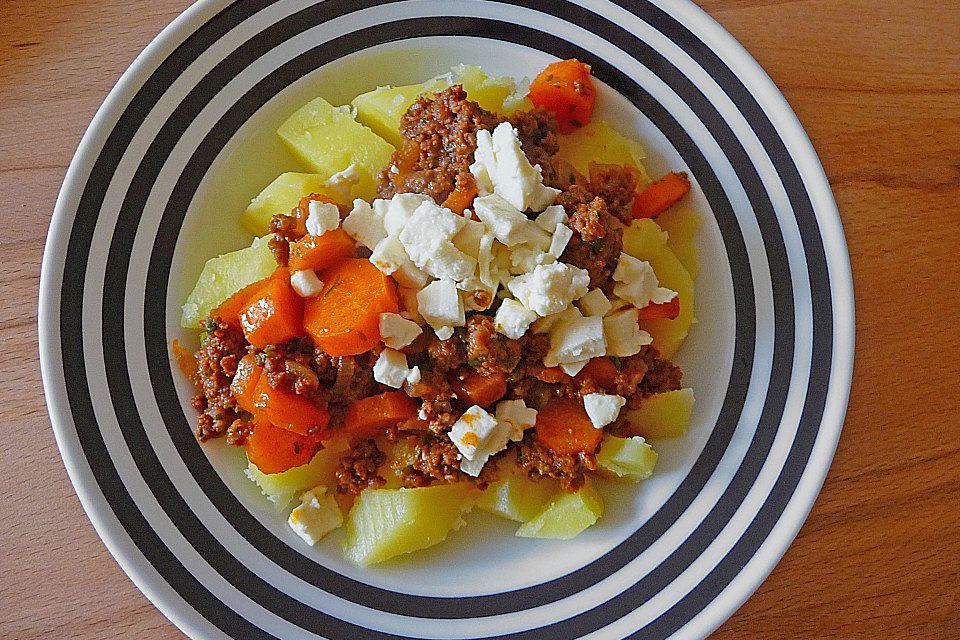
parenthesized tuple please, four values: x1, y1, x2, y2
(39, 1, 854, 638)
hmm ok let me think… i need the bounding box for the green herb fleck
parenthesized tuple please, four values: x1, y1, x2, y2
(611, 356, 623, 371)
(205, 318, 217, 333)
(467, 356, 483, 368)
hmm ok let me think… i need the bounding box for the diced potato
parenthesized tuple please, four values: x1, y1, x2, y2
(622, 388, 695, 440)
(244, 437, 349, 510)
(656, 207, 701, 279)
(241, 172, 343, 236)
(555, 120, 649, 180)
(342, 484, 476, 565)
(477, 466, 557, 522)
(352, 76, 449, 148)
(623, 219, 695, 358)
(377, 438, 417, 490)
(515, 483, 603, 540)
(277, 97, 394, 201)
(454, 64, 516, 113)
(180, 235, 276, 328)
(596, 435, 658, 481)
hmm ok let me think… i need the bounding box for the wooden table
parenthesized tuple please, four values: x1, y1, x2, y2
(2, 1, 958, 638)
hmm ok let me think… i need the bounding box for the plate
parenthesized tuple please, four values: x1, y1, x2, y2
(39, 1, 854, 638)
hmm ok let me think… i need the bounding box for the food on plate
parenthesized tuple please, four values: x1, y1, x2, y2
(178, 60, 699, 564)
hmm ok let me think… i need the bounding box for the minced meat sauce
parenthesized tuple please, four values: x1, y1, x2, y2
(191, 88, 682, 494)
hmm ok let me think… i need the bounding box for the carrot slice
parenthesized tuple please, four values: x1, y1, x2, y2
(239, 267, 304, 349)
(344, 391, 419, 437)
(452, 371, 507, 408)
(230, 354, 263, 414)
(574, 357, 619, 392)
(212, 276, 271, 328)
(244, 417, 321, 474)
(534, 397, 603, 455)
(636, 297, 680, 320)
(632, 172, 691, 219)
(441, 175, 478, 215)
(253, 376, 330, 437)
(288, 228, 356, 273)
(535, 366, 572, 384)
(528, 59, 596, 134)
(303, 258, 399, 356)
(171, 339, 198, 383)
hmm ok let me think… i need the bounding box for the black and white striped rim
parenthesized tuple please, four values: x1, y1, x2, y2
(39, 1, 855, 638)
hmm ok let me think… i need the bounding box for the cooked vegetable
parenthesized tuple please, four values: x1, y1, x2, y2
(573, 357, 619, 392)
(245, 437, 349, 508)
(344, 391, 418, 437)
(656, 206, 701, 279)
(596, 435, 658, 481)
(244, 418, 322, 474)
(622, 388, 695, 439)
(632, 171, 691, 219)
(212, 277, 270, 329)
(342, 484, 476, 565)
(238, 268, 304, 349)
(241, 172, 344, 236)
(230, 354, 264, 413)
(555, 120, 648, 179)
(534, 397, 603, 455)
(635, 297, 680, 320)
(278, 97, 394, 201)
(528, 58, 596, 134)
(441, 178, 478, 215)
(253, 376, 330, 437)
(451, 371, 507, 408)
(515, 483, 603, 539)
(477, 468, 557, 522)
(288, 229, 356, 273)
(171, 339, 197, 381)
(303, 258, 399, 356)
(180, 236, 276, 328)
(454, 64, 516, 113)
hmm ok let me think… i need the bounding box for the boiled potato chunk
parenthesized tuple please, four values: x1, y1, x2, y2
(477, 467, 558, 523)
(241, 172, 343, 236)
(277, 97, 394, 201)
(623, 219, 695, 359)
(556, 120, 649, 180)
(515, 483, 603, 540)
(656, 206, 701, 279)
(596, 435, 658, 481)
(352, 76, 449, 148)
(623, 388, 695, 439)
(342, 483, 476, 565)
(454, 64, 516, 113)
(244, 437, 349, 510)
(180, 235, 276, 328)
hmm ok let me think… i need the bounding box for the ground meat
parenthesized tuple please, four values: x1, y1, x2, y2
(378, 85, 501, 203)
(405, 368, 457, 432)
(403, 433, 464, 485)
(336, 438, 386, 495)
(193, 320, 248, 441)
(558, 185, 624, 290)
(633, 346, 683, 400)
(588, 163, 641, 225)
(426, 331, 467, 372)
(268, 213, 302, 266)
(515, 433, 598, 492)
(327, 353, 379, 406)
(509, 108, 561, 187)
(225, 418, 253, 446)
(465, 315, 522, 374)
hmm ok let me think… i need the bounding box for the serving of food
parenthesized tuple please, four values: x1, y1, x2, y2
(177, 60, 700, 565)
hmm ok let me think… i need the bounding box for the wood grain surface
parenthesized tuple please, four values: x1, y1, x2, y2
(2, 1, 958, 638)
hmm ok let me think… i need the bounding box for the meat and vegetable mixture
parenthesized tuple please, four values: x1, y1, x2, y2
(178, 60, 700, 565)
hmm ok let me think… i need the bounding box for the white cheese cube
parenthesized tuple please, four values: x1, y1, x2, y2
(507, 262, 590, 317)
(397, 286, 424, 324)
(368, 236, 409, 276)
(495, 399, 538, 442)
(560, 359, 589, 377)
(532, 304, 583, 334)
(290, 270, 324, 298)
(373, 348, 412, 388)
(525, 223, 554, 252)
(449, 405, 512, 477)
(577, 288, 613, 316)
(583, 393, 626, 429)
(473, 194, 532, 246)
(548, 223, 574, 258)
(384, 192, 432, 236)
(324, 163, 359, 202)
(490, 122, 559, 212)
(417, 278, 465, 334)
(494, 298, 538, 339)
(306, 200, 341, 236)
(534, 205, 569, 232)
(452, 218, 487, 260)
(477, 233, 497, 288)
(379, 312, 422, 349)
(399, 200, 467, 267)
(392, 261, 430, 289)
(435, 326, 455, 341)
(458, 277, 498, 312)
(613, 253, 678, 309)
(343, 199, 387, 249)
(603, 308, 653, 357)
(470, 129, 496, 196)
(509, 246, 554, 275)
(406, 366, 422, 386)
(545, 315, 607, 366)
(288, 487, 342, 546)
(423, 242, 477, 282)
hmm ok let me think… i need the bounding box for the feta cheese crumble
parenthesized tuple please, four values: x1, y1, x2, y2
(417, 278, 465, 336)
(577, 288, 613, 316)
(324, 163, 360, 202)
(379, 312, 422, 349)
(373, 348, 414, 388)
(507, 262, 590, 317)
(613, 253, 678, 309)
(544, 315, 607, 366)
(495, 399, 538, 442)
(603, 308, 653, 357)
(583, 393, 627, 429)
(288, 487, 342, 546)
(448, 405, 511, 477)
(306, 200, 340, 236)
(342, 199, 386, 249)
(290, 270, 324, 298)
(494, 298, 538, 339)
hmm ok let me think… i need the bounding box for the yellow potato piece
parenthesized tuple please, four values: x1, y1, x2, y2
(245, 437, 349, 510)
(623, 388, 695, 440)
(477, 466, 558, 523)
(240, 172, 343, 236)
(555, 120, 649, 181)
(656, 206, 702, 279)
(596, 435, 658, 481)
(515, 483, 604, 540)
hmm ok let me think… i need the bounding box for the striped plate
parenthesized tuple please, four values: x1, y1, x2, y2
(39, 1, 855, 638)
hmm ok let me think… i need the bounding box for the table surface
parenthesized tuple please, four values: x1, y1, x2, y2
(3, 1, 959, 638)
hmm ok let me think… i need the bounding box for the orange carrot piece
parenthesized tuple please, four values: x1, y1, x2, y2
(171, 339, 198, 383)
(535, 366, 573, 384)
(344, 391, 419, 437)
(528, 58, 596, 134)
(303, 258, 399, 356)
(288, 229, 356, 273)
(632, 172, 691, 219)
(534, 397, 603, 455)
(244, 418, 321, 474)
(441, 176, 478, 215)
(636, 297, 680, 320)
(212, 276, 271, 328)
(252, 376, 330, 437)
(292, 193, 340, 236)
(574, 357, 619, 392)
(230, 354, 264, 414)
(239, 267, 304, 349)
(452, 371, 507, 408)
